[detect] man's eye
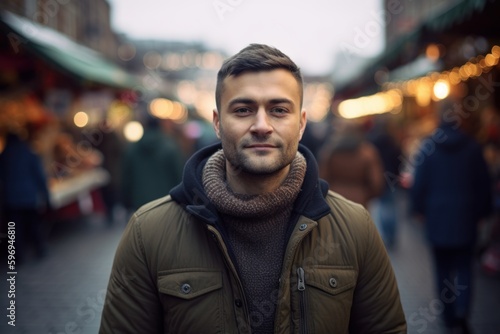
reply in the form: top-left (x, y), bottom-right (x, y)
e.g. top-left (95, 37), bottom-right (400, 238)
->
top-left (234, 108), bottom-right (251, 114)
top-left (271, 107), bottom-right (287, 114)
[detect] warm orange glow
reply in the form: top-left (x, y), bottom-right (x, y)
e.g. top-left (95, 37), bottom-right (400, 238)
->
top-left (433, 80), bottom-right (450, 100)
top-left (74, 111), bottom-right (89, 128)
top-left (415, 80), bottom-right (431, 107)
top-left (342, 45), bottom-right (500, 119)
top-left (485, 54), bottom-right (499, 67)
top-left (171, 101), bottom-right (188, 123)
top-left (338, 89), bottom-right (402, 119)
top-left (426, 44), bottom-right (440, 61)
top-left (492, 45), bottom-right (500, 58)
top-left (458, 65), bottom-right (469, 80)
top-left (406, 80), bottom-right (418, 97)
top-left (150, 98), bottom-right (174, 119)
top-left (448, 69), bottom-right (461, 85)
top-left (474, 63), bottom-right (483, 77)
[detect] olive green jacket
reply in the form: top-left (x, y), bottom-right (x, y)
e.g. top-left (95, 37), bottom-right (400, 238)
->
top-left (100, 143), bottom-right (406, 333)
top-left (99, 191), bottom-right (406, 333)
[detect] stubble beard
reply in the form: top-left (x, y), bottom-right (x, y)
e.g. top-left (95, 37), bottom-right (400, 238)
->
top-left (224, 140), bottom-right (297, 176)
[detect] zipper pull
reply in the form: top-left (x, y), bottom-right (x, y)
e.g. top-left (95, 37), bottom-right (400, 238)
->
top-left (297, 267), bottom-right (305, 291)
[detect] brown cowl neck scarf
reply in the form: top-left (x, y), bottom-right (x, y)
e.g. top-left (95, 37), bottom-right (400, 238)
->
top-left (202, 149), bottom-right (306, 333)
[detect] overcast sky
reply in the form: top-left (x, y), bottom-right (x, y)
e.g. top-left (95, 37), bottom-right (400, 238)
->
top-left (107, 0), bottom-right (385, 76)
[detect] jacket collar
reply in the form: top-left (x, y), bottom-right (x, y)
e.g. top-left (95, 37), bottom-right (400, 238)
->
top-left (170, 142), bottom-right (331, 224)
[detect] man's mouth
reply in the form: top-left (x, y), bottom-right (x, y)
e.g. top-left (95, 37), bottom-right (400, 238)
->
top-left (246, 143), bottom-right (276, 148)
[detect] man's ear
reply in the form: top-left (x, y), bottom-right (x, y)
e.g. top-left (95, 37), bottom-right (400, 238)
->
top-left (213, 109), bottom-right (221, 139)
top-left (299, 109), bottom-right (307, 139)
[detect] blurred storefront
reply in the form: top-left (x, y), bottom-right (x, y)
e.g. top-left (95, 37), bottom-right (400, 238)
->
top-left (332, 0), bottom-right (500, 164)
top-left (0, 9), bottom-right (139, 222)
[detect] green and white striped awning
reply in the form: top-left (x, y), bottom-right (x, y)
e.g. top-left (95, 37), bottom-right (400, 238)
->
top-left (0, 10), bottom-right (138, 90)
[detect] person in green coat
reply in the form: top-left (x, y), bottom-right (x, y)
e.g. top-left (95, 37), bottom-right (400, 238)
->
top-left (121, 114), bottom-right (184, 211)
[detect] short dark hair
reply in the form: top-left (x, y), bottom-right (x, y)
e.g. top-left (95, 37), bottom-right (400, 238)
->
top-left (215, 44), bottom-right (303, 111)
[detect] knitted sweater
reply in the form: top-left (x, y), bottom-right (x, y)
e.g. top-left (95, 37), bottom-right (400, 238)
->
top-left (203, 150), bottom-right (306, 333)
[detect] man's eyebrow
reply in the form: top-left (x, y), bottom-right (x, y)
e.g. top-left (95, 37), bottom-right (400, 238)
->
top-left (268, 98), bottom-right (294, 106)
top-left (228, 98), bottom-right (256, 107)
top-left (228, 98), bottom-right (295, 107)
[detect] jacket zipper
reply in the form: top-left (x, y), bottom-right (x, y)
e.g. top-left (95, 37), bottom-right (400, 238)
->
top-left (297, 267), bottom-right (308, 334)
top-left (207, 225), bottom-right (251, 331)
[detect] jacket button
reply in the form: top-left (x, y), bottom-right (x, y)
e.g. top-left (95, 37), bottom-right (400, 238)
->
top-left (329, 277), bottom-right (337, 288)
top-left (180, 283), bottom-right (192, 294)
top-left (299, 223), bottom-right (307, 231)
top-left (234, 299), bottom-right (243, 307)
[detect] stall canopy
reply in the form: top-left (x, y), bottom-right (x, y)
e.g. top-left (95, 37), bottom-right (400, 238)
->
top-left (0, 10), bottom-right (138, 90)
top-left (375, 0), bottom-right (494, 73)
top-left (335, 0), bottom-right (496, 99)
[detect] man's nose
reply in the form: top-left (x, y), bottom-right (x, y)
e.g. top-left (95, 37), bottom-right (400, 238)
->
top-left (250, 109), bottom-right (273, 135)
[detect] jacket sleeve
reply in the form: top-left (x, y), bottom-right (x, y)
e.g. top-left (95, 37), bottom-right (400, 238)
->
top-left (349, 210), bottom-right (407, 333)
top-left (99, 214), bottom-right (162, 333)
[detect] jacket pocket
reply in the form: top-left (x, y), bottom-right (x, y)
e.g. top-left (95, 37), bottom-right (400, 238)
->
top-left (306, 265), bottom-right (357, 295)
top-left (158, 269), bottom-right (224, 333)
top-left (299, 266), bottom-right (358, 334)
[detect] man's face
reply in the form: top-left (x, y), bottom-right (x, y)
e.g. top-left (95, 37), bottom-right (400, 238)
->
top-left (213, 69), bottom-right (307, 176)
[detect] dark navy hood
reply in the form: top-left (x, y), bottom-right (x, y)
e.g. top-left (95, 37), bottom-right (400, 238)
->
top-left (435, 122), bottom-right (473, 151)
top-left (169, 142), bottom-right (331, 224)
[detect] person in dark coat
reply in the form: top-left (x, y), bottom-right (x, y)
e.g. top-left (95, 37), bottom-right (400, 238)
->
top-left (410, 99), bottom-right (492, 333)
top-left (0, 131), bottom-right (51, 263)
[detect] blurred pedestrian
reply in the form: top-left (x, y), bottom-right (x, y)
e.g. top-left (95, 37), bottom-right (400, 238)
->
top-left (0, 129), bottom-right (51, 263)
top-left (121, 114), bottom-right (183, 211)
top-left (93, 120), bottom-right (125, 225)
top-left (319, 119), bottom-right (384, 208)
top-left (100, 43), bottom-right (406, 333)
top-left (410, 98), bottom-right (492, 334)
top-left (368, 116), bottom-right (403, 248)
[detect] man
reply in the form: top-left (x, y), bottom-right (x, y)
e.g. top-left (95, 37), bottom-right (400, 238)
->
top-left (100, 44), bottom-right (406, 333)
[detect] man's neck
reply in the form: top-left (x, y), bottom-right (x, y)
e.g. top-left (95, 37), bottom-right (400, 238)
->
top-left (225, 162), bottom-right (291, 195)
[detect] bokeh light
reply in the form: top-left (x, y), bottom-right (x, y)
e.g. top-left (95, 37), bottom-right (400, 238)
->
top-left (433, 80), bottom-right (450, 100)
top-left (425, 44), bottom-right (441, 62)
top-left (117, 43), bottom-right (136, 61)
top-left (74, 111), bottom-right (89, 128)
top-left (143, 51), bottom-right (162, 69)
top-left (150, 98), bottom-right (173, 119)
top-left (338, 89), bottom-right (402, 119)
top-left (123, 121), bottom-right (144, 142)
